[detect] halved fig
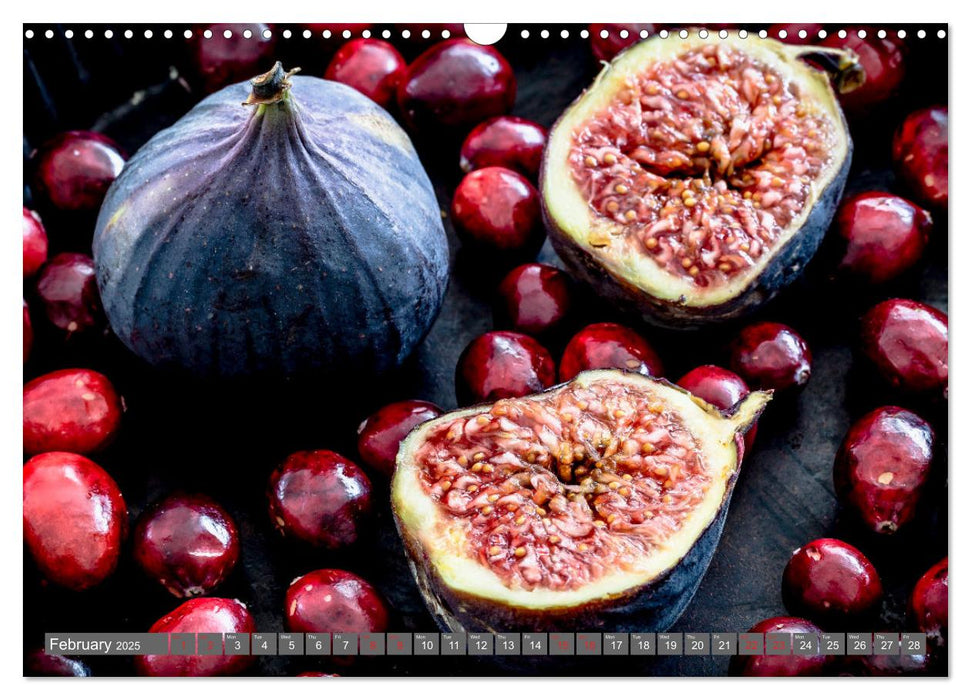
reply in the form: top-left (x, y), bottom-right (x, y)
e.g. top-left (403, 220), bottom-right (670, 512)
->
top-left (392, 370), bottom-right (770, 632)
top-left (541, 34), bottom-right (858, 326)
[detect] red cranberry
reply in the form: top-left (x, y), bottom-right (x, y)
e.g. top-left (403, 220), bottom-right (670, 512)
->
top-left (559, 322), bottom-right (664, 382)
top-left (325, 39), bottom-right (407, 110)
top-left (297, 671), bottom-right (340, 677)
top-left (893, 107), bottom-right (948, 208)
top-left (23, 368), bottom-right (124, 455)
top-left (268, 450), bottom-right (373, 549)
top-left (834, 406), bottom-right (934, 534)
top-left (909, 558), bottom-right (948, 648)
top-left (397, 39), bottom-right (516, 133)
top-left (133, 493), bottom-right (240, 598)
top-left (768, 23), bottom-right (824, 44)
top-left (495, 263), bottom-right (573, 337)
top-left (395, 24), bottom-right (465, 41)
top-left (135, 598), bottom-right (255, 676)
top-left (456, 331), bottom-right (556, 404)
top-left (730, 322), bottom-right (812, 392)
top-left (24, 649), bottom-right (92, 677)
top-left (782, 538), bottom-right (883, 623)
top-left (677, 365), bottom-right (757, 454)
top-left (23, 207), bottom-right (48, 278)
top-left (357, 400), bottom-right (443, 477)
top-left (187, 24), bottom-right (276, 94)
top-left (820, 31), bottom-right (905, 115)
top-left (588, 24), bottom-right (656, 62)
top-left (833, 192), bottom-right (932, 284)
top-left (729, 616), bottom-right (829, 676)
top-left (460, 116), bottom-right (548, 179)
top-left (35, 252), bottom-right (104, 339)
top-left (285, 569), bottom-right (389, 634)
top-left (860, 299), bottom-right (947, 395)
top-left (31, 131), bottom-right (125, 213)
top-left (23, 452), bottom-right (127, 591)
top-left (451, 166), bottom-right (544, 257)
top-left (23, 299), bottom-right (33, 363)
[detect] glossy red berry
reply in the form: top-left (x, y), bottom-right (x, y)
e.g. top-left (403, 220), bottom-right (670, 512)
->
top-left (833, 192), bottom-right (932, 284)
top-left (559, 322), bottom-right (664, 382)
top-left (133, 493), bottom-right (240, 598)
top-left (325, 39), bottom-right (407, 110)
top-left (451, 166), bottom-right (544, 257)
top-left (893, 106), bottom-right (948, 208)
top-left (35, 252), bottom-right (104, 339)
top-left (23, 452), bottom-right (127, 591)
top-left (730, 322), bottom-right (812, 392)
top-left (136, 598), bottom-right (256, 676)
top-left (834, 406), bottom-right (934, 534)
top-left (588, 24), bottom-right (655, 62)
top-left (284, 569), bottom-right (389, 634)
top-left (495, 263), bottom-right (573, 337)
top-left (397, 39), bottom-right (516, 133)
top-left (456, 331), bottom-right (556, 404)
top-left (23, 207), bottom-right (48, 278)
top-left (24, 649), bottom-right (92, 677)
top-left (730, 616), bottom-right (830, 676)
top-left (31, 131), bottom-right (125, 213)
top-left (186, 24), bottom-right (276, 94)
top-left (23, 369), bottom-right (124, 455)
top-left (460, 116), bottom-right (547, 178)
top-left (357, 400), bottom-right (443, 477)
top-left (23, 299), bottom-right (33, 363)
top-left (268, 450), bottom-right (373, 549)
top-left (782, 538), bottom-right (883, 623)
top-left (860, 299), bottom-right (947, 396)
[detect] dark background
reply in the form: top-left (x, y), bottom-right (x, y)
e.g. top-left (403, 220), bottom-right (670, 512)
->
top-left (23, 23), bottom-right (948, 676)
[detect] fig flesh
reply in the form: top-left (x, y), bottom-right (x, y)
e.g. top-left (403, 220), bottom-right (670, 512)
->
top-left (392, 370), bottom-right (769, 632)
top-left (542, 34), bottom-right (855, 326)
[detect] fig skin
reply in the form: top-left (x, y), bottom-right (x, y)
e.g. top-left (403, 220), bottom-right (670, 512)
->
top-left (729, 616), bottom-right (830, 676)
top-left (833, 191), bottom-right (932, 284)
top-left (35, 252), bottom-right (105, 340)
top-left (495, 263), bottom-right (573, 338)
top-left (451, 166), bottom-right (545, 257)
top-left (730, 322), bottom-right (812, 392)
top-left (893, 106), bottom-right (948, 208)
top-left (135, 598), bottom-right (256, 676)
top-left (132, 493), bottom-right (240, 598)
top-left (397, 39), bottom-right (516, 133)
top-left (357, 400), bottom-right (443, 478)
top-left (456, 331), bottom-right (556, 404)
top-left (909, 558), bottom-right (947, 649)
top-left (559, 322), bottom-right (664, 382)
top-left (677, 365), bottom-right (757, 455)
top-left (23, 368), bottom-right (124, 455)
top-left (860, 299), bottom-right (948, 396)
top-left (23, 207), bottom-right (48, 278)
top-left (31, 131), bottom-right (125, 213)
top-left (284, 569), bottom-right (389, 635)
top-left (267, 450), bottom-right (374, 549)
top-left (94, 71), bottom-right (449, 381)
top-left (325, 38), bottom-right (407, 110)
top-left (781, 538), bottom-right (883, 624)
top-left (460, 116), bottom-right (547, 179)
top-left (23, 452), bottom-right (127, 591)
top-left (834, 406), bottom-right (934, 535)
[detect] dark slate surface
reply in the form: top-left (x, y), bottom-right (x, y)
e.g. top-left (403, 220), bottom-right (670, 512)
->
top-left (23, 24), bottom-right (947, 677)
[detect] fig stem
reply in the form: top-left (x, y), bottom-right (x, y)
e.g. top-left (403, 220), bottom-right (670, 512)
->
top-left (787, 45), bottom-right (866, 95)
top-left (243, 62), bottom-right (302, 106)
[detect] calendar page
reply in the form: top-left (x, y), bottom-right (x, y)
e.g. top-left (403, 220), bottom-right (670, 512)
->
top-left (21, 20), bottom-right (948, 680)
